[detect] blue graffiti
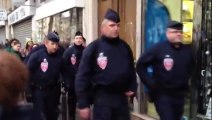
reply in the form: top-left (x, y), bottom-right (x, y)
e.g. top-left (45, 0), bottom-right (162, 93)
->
top-left (145, 0), bottom-right (170, 49)
top-left (144, 0), bottom-right (170, 93)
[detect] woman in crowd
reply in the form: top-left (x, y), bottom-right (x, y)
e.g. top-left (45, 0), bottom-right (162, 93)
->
top-left (24, 38), bottom-right (34, 56)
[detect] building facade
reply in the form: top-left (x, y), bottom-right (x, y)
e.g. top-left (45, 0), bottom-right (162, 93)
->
top-left (1, 0), bottom-right (143, 58)
top-left (7, 0), bottom-right (35, 46)
top-left (0, 0), bottom-right (12, 43)
top-left (33, 0), bottom-right (84, 46)
top-left (1, 0), bottom-right (210, 119)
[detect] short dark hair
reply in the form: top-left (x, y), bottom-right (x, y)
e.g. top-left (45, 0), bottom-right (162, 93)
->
top-left (9, 38), bottom-right (19, 47)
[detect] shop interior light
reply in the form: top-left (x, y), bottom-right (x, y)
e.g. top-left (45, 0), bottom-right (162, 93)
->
top-left (62, 11), bottom-right (70, 18)
top-left (183, 4), bottom-right (189, 10)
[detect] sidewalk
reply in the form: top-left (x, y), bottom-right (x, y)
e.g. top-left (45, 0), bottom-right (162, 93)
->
top-left (131, 112), bottom-right (158, 120)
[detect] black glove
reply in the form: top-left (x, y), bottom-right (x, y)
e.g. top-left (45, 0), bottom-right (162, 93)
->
top-left (25, 85), bottom-right (33, 103)
top-left (61, 83), bottom-right (70, 94)
top-left (25, 94), bottom-right (33, 103)
top-left (147, 83), bottom-right (158, 103)
top-left (147, 91), bottom-right (155, 103)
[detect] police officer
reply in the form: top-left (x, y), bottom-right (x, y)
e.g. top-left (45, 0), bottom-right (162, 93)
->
top-left (62, 31), bottom-right (85, 120)
top-left (24, 32), bottom-right (63, 64)
top-left (137, 21), bottom-right (194, 120)
top-left (27, 32), bottom-right (63, 120)
top-left (75, 9), bottom-right (137, 120)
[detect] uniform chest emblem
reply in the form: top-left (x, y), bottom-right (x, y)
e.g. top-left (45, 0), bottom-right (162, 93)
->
top-left (163, 55), bottom-right (174, 71)
top-left (40, 58), bottom-right (48, 72)
top-left (97, 52), bottom-right (108, 70)
top-left (70, 54), bottom-right (76, 65)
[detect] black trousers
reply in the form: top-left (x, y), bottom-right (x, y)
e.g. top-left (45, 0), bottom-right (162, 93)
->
top-left (67, 90), bottom-right (77, 120)
top-left (154, 94), bottom-right (185, 120)
top-left (32, 85), bottom-right (60, 120)
top-left (93, 91), bottom-right (130, 120)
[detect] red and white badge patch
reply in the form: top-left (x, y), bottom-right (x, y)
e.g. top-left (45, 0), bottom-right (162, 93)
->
top-left (40, 58), bottom-right (48, 72)
top-left (70, 54), bottom-right (76, 65)
top-left (97, 52), bottom-right (108, 70)
top-left (163, 55), bottom-right (174, 71)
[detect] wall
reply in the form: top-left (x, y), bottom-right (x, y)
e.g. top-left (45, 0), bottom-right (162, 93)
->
top-left (161, 0), bottom-right (182, 21)
top-left (82, 0), bottom-right (98, 44)
top-left (0, 0), bottom-right (12, 10)
top-left (0, 0), bottom-right (12, 41)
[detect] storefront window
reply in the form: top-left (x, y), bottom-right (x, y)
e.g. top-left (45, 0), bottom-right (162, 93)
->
top-left (40, 0), bottom-right (46, 3)
top-left (36, 17), bottom-right (50, 43)
top-left (36, 7), bottom-right (83, 45)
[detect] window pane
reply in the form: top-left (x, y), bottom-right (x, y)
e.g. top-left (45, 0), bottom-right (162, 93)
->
top-left (35, 7), bottom-right (83, 47)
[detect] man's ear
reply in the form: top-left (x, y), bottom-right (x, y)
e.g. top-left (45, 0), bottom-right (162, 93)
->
top-left (44, 40), bottom-right (48, 46)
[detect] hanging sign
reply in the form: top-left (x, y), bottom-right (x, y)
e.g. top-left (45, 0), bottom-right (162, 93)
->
top-left (12, 0), bottom-right (25, 6)
top-left (0, 9), bottom-right (7, 21)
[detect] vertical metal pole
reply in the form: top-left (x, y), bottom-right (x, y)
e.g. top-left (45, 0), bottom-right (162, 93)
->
top-left (138, 0), bottom-right (148, 114)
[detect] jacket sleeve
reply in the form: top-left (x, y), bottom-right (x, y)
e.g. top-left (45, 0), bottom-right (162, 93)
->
top-left (61, 48), bottom-right (75, 89)
top-left (26, 52), bottom-right (39, 94)
top-left (75, 43), bottom-right (96, 109)
top-left (126, 45), bottom-right (138, 93)
top-left (27, 52), bottom-right (39, 73)
top-left (136, 46), bottom-right (157, 90)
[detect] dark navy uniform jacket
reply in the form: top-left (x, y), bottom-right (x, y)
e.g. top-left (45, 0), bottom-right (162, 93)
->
top-left (62, 44), bottom-right (84, 90)
top-left (27, 47), bottom-right (63, 87)
top-left (24, 45), bottom-right (65, 64)
top-left (137, 41), bottom-right (194, 95)
top-left (24, 45), bottom-right (45, 64)
top-left (75, 36), bottom-right (137, 109)
top-left (0, 104), bottom-right (33, 120)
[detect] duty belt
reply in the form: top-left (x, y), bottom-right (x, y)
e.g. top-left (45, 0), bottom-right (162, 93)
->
top-left (31, 82), bottom-right (59, 90)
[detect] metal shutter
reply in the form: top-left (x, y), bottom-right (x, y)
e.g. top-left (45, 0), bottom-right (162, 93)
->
top-left (13, 19), bottom-right (32, 46)
top-left (0, 27), bottom-right (6, 43)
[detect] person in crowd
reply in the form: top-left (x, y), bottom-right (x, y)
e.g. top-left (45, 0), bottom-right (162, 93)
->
top-left (62, 31), bottom-right (85, 120)
top-left (60, 39), bottom-right (70, 49)
top-left (3, 39), bottom-right (10, 48)
top-left (75, 8), bottom-right (137, 120)
top-left (27, 32), bottom-right (63, 120)
top-left (0, 43), bottom-right (4, 49)
top-left (5, 38), bottom-right (19, 52)
top-left (7, 40), bottom-right (24, 60)
top-left (0, 50), bottom-right (32, 120)
top-left (24, 38), bottom-right (34, 56)
top-left (82, 37), bottom-right (86, 47)
top-left (32, 43), bottom-right (39, 49)
top-left (136, 20), bottom-right (194, 120)
top-left (24, 32), bottom-right (64, 64)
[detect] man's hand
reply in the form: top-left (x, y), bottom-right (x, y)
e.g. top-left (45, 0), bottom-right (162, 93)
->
top-left (125, 91), bottom-right (134, 97)
top-left (61, 86), bottom-right (67, 94)
top-left (79, 107), bottom-right (90, 120)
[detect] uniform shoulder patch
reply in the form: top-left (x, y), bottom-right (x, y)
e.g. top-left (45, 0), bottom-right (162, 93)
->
top-left (163, 55), bottom-right (174, 71)
top-left (97, 52), bottom-right (108, 70)
top-left (70, 54), bottom-right (76, 65)
top-left (40, 58), bottom-right (48, 72)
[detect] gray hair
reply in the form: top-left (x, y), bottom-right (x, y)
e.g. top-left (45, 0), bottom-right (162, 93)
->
top-left (101, 19), bottom-right (110, 26)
